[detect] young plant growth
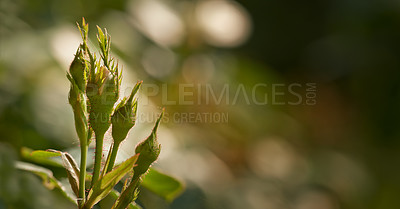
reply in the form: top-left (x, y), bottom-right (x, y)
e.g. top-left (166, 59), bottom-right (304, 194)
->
top-left (17, 19), bottom-right (183, 209)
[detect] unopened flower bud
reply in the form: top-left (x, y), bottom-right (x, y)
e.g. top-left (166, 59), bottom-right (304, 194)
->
top-left (67, 74), bottom-right (89, 145)
top-left (87, 66), bottom-right (119, 137)
top-left (133, 109), bottom-right (164, 179)
top-left (69, 46), bottom-right (87, 92)
top-left (111, 81), bottom-right (142, 144)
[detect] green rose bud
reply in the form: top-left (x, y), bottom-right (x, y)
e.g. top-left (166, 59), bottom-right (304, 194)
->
top-left (69, 45), bottom-right (87, 92)
top-left (87, 65), bottom-right (120, 137)
top-left (87, 27), bottom-right (122, 185)
top-left (133, 109), bottom-right (164, 179)
top-left (67, 74), bottom-right (89, 145)
top-left (111, 81), bottom-right (142, 144)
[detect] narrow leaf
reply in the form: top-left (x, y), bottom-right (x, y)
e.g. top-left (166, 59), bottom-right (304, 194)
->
top-left (97, 26), bottom-right (105, 43)
top-left (15, 161), bottom-right (77, 204)
top-left (112, 178), bottom-right (140, 209)
top-left (99, 190), bottom-right (142, 209)
top-left (31, 150), bottom-right (61, 158)
top-left (141, 168), bottom-right (184, 202)
top-left (60, 152), bottom-right (80, 197)
top-left (20, 148), bottom-right (81, 198)
top-left (64, 152), bottom-right (80, 178)
top-left (21, 147), bottom-right (63, 167)
top-left (85, 154), bottom-right (139, 208)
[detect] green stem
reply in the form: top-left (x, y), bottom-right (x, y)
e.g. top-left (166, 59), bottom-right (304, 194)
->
top-left (92, 134), bottom-right (104, 186)
top-left (97, 141), bottom-right (121, 207)
top-left (106, 141), bottom-right (121, 173)
top-left (78, 143), bottom-right (88, 208)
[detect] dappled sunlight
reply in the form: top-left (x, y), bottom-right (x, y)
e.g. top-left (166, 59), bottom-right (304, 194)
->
top-left (247, 137), bottom-right (309, 182)
top-left (1, 0), bottom-right (397, 208)
top-left (195, 0), bottom-right (252, 47)
top-left (129, 0), bottom-right (185, 47)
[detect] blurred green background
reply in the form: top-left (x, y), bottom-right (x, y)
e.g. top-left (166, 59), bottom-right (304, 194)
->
top-left (1, 0), bottom-right (400, 208)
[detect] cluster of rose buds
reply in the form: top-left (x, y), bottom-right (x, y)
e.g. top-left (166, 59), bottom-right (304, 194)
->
top-left (66, 18), bottom-right (164, 209)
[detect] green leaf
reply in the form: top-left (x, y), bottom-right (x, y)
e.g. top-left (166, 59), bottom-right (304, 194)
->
top-left (112, 178), bottom-right (140, 209)
top-left (141, 168), bottom-right (184, 202)
top-left (31, 150), bottom-right (62, 158)
top-left (63, 152), bottom-right (80, 177)
top-left (77, 17), bottom-right (89, 42)
top-left (97, 26), bottom-right (105, 44)
top-left (85, 154), bottom-right (139, 208)
top-left (15, 161), bottom-right (77, 205)
top-left (60, 152), bottom-right (80, 197)
top-left (21, 148), bottom-right (82, 198)
top-left (99, 190), bottom-right (142, 209)
top-left (21, 147), bottom-right (63, 167)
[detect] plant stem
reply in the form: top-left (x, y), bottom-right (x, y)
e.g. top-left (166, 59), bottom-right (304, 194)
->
top-left (106, 141), bottom-right (121, 173)
top-left (78, 143), bottom-right (88, 208)
top-left (97, 141), bottom-right (121, 207)
top-left (92, 134), bottom-right (104, 186)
